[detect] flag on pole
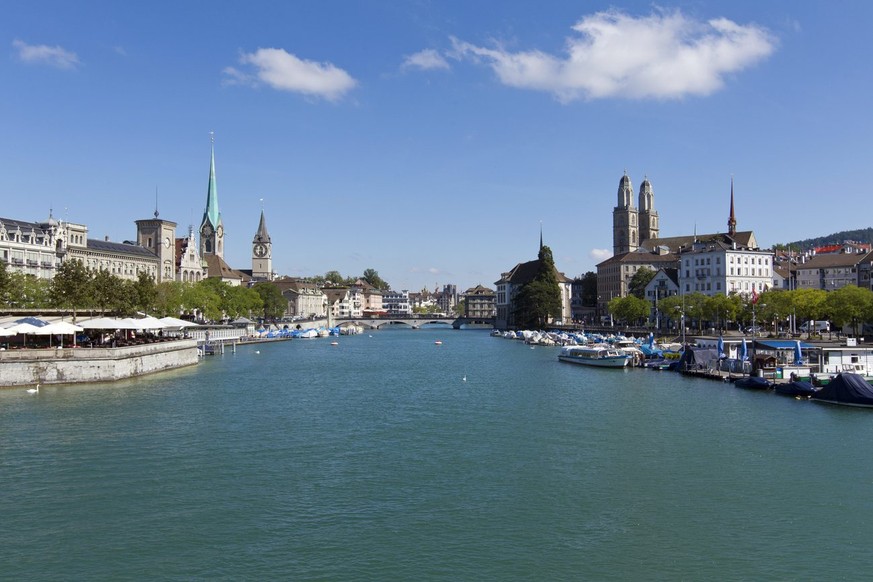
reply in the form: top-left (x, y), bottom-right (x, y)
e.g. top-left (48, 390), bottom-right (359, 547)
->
top-left (751, 287), bottom-right (759, 304)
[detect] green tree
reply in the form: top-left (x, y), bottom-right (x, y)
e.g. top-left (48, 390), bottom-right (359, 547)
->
top-left (704, 294), bottom-right (739, 331)
top-left (8, 272), bottom-right (51, 309)
top-left (453, 299), bottom-right (466, 316)
top-left (513, 245), bottom-right (563, 329)
top-left (91, 268), bottom-right (132, 315)
top-left (324, 270), bottom-right (345, 285)
top-left (224, 285), bottom-right (264, 320)
top-left (609, 295), bottom-right (650, 325)
top-left (155, 281), bottom-right (186, 317)
top-left (253, 282), bottom-right (287, 321)
top-left (628, 267), bottom-right (656, 299)
top-left (132, 271), bottom-right (158, 313)
top-left (0, 261), bottom-right (10, 306)
top-left (756, 289), bottom-right (793, 335)
top-left (51, 259), bottom-right (92, 316)
top-left (183, 281), bottom-right (222, 322)
top-left (793, 288), bottom-right (828, 335)
top-left (362, 268), bottom-right (389, 290)
top-left (656, 294), bottom-right (683, 329)
top-left (826, 285), bottom-right (873, 336)
top-left (683, 293), bottom-right (708, 331)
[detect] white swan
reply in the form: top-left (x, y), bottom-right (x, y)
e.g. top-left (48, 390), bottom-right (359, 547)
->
top-left (26, 384), bottom-right (39, 394)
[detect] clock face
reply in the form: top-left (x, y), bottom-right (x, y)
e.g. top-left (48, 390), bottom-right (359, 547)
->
top-left (217, 225), bottom-right (224, 237)
top-left (164, 237), bottom-right (171, 249)
top-left (254, 243), bottom-right (267, 258)
top-left (203, 224), bottom-right (213, 237)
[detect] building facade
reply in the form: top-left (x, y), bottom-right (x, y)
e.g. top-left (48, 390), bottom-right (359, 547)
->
top-left (461, 285), bottom-right (496, 318)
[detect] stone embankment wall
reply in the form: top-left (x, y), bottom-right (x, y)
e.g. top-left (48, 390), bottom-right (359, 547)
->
top-left (0, 340), bottom-right (200, 387)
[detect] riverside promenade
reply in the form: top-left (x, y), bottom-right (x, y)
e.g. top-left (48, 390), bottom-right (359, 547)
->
top-left (0, 339), bottom-right (200, 388)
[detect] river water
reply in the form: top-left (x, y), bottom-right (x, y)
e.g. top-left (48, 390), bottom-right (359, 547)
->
top-left (2, 328), bottom-right (873, 580)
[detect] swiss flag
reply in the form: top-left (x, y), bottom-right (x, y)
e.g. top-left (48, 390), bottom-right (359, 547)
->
top-left (751, 287), bottom-right (759, 304)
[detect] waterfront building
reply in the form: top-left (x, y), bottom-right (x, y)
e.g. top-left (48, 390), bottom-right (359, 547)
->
top-left (251, 209), bottom-right (273, 281)
top-left (135, 212), bottom-right (178, 283)
top-left (598, 175), bottom-right (764, 318)
top-left (494, 239), bottom-right (572, 329)
top-left (382, 289), bottom-right (412, 315)
top-left (175, 226), bottom-right (207, 283)
top-left (323, 287), bottom-right (358, 318)
top-left (274, 279), bottom-right (326, 318)
top-left (461, 285), bottom-right (496, 318)
top-left (643, 268), bottom-right (680, 328)
top-left (66, 223), bottom-right (159, 281)
top-left (351, 279), bottom-right (383, 314)
top-left (0, 214), bottom-right (66, 280)
top-left (795, 250), bottom-right (873, 291)
top-left (434, 284), bottom-right (458, 315)
top-left (678, 238), bottom-right (772, 296)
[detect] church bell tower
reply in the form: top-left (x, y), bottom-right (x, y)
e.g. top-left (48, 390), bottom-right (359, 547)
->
top-left (252, 208), bottom-right (273, 281)
top-left (612, 172), bottom-right (638, 255)
top-left (199, 133), bottom-right (225, 259)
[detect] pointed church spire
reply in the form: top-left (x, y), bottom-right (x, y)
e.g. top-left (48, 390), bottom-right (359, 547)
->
top-left (727, 176), bottom-right (737, 236)
top-left (202, 132), bottom-right (220, 231)
top-left (254, 207), bottom-right (271, 243)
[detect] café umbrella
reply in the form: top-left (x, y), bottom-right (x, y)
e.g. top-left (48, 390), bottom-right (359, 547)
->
top-left (34, 321), bottom-right (85, 347)
top-left (5, 322), bottom-right (43, 347)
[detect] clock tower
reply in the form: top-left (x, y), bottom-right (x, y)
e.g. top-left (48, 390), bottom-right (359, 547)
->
top-left (252, 209), bottom-right (273, 281)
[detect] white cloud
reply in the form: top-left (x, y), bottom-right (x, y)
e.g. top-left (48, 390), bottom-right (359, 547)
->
top-left (223, 47), bottom-right (357, 101)
top-left (451, 9), bottom-right (777, 102)
top-left (12, 39), bottom-right (80, 70)
top-left (589, 248), bottom-right (612, 263)
top-left (402, 49), bottom-right (450, 71)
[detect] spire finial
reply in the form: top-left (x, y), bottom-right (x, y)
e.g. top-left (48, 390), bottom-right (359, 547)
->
top-left (210, 130), bottom-right (215, 144)
top-left (727, 176), bottom-right (737, 236)
top-left (154, 186), bottom-right (159, 218)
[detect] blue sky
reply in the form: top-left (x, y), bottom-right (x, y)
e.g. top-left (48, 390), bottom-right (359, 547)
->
top-left (3, 1), bottom-right (871, 293)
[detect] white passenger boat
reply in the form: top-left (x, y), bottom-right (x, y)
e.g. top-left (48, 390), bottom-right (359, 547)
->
top-left (558, 345), bottom-right (632, 368)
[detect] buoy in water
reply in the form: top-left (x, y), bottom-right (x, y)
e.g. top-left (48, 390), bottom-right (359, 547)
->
top-left (434, 340), bottom-right (443, 345)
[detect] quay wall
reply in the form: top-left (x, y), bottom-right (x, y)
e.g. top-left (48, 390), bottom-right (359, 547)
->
top-left (0, 340), bottom-right (200, 387)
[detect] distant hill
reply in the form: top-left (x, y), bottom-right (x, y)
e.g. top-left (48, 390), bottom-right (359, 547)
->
top-left (777, 227), bottom-right (873, 251)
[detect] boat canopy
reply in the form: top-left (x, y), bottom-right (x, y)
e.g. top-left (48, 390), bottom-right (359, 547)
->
top-left (674, 347), bottom-right (720, 371)
top-left (812, 373), bottom-right (873, 407)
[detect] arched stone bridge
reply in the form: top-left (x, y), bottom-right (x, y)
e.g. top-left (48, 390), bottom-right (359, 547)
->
top-left (333, 316), bottom-right (495, 330)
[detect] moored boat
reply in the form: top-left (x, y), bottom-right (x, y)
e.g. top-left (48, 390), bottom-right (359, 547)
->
top-left (775, 380), bottom-right (818, 398)
top-left (733, 376), bottom-right (773, 390)
top-left (811, 373), bottom-right (873, 408)
top-left (558, 345), bottom-right (631, 368)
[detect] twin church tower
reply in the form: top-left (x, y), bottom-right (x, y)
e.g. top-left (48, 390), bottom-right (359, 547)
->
top-left (612, 172), bottom-right (659, 255)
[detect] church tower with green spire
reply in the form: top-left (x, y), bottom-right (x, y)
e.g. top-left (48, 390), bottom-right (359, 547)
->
top-left (199, 133), bottom-right (225, 259)
top-left (252, 207), bottom-right (273, 281)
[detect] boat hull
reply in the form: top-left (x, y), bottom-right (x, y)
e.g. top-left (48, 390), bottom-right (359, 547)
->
top-left (558, 354), bottom-right (631, 368)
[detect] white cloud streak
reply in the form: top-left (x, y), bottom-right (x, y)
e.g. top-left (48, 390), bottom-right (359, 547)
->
top-left (12, 39), bottom-right (80, 70)
top-left (450, 9), bottom-right (777, 102)
top-left (589, 248), bottom-right (612, 263)
top-left (223, 47), bottom-right (356, 101)
top-left (402, 49), bottom-right (450, 71)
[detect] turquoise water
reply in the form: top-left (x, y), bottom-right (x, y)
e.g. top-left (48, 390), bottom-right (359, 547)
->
top-left (3, 328), bottom-right (873, 580)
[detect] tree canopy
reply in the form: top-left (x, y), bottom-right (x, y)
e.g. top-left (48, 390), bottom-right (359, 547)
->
top-left (628, 267), bottom-right (656, 299)
top-left (512, 245), bottom-right (563, 329)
